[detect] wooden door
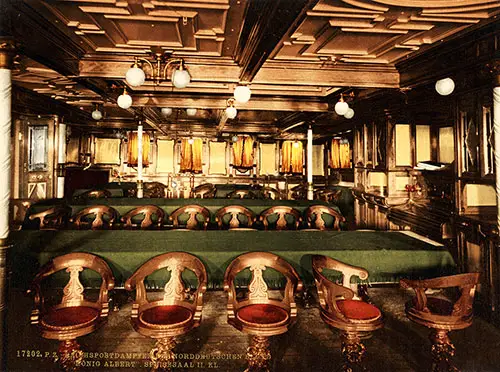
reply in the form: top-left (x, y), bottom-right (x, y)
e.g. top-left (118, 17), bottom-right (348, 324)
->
top-left (13, 115), bottom-right (58, 200)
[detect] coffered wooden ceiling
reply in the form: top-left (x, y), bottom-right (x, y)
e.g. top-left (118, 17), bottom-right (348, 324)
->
top-left (10, 0), bottom-right (500, 135)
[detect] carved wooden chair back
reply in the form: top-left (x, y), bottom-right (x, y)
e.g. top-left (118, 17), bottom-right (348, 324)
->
top-left (192, 183), bottom-right (217, 198)
top-left (125, 252), bottom-right (207, 326)
top-left (400, 273), bottom-right (480, 325)
top-left (260, 206), bottom-right (302, 230)
top-left (70, 205), bottom-right (119, 229)
top-left (224, 252), bottom-right (303, 315)
top-left (10, 199), bottom-right (32, 229)
top-left (260, 187), bottom-right (281, 200)
top-left (312, 255), bottom-right (372, 317)
top-left (121, 205), bottom-right (166, 229)
top-left (77, 189), bottom-right (112, 200)
top-left (226, 189), bottom-right (256, 199)
top-left (290, 184), bottom-right (307, 200)
top-left (29, 252), bottom-right (115, 326)
top-left (29, 205), bottom-right (72, 230)
top-left (305, 205), bottom-right (345, 230)
top-left (215, 205), bottom-right (256, 229)
top-left (143, 182), bottom-right (167, 198)
top-left (168, 205), bottom-right (210, 230)
top-left (315, 189), bottom-right (342, 203)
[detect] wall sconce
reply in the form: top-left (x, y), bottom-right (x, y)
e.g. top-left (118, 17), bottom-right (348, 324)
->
top-left (233, 85), bottom-right (251, 103)
top-left (435, 77), bottom-right (455, 96)
top-left (117, 88), bottom-right (132, 109)
top-left (91, 104), bottom-right (103, 120)
top-left (225, 98), bottom-right (237, 119)
top-left (125, 48), bottom-right (191, 88)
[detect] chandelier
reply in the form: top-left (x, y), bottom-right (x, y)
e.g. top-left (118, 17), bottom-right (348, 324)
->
top-left (125, 48), bottom-right (191, 88)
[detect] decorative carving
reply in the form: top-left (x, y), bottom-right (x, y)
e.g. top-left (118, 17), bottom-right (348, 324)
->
top-left (56, 340), bottom-right (84, 372)
top-left (62, 266), bottom-right (84, 306)
top-left (341, 333), bottom-right (367, 372)
top-left (150, 337), bottom-right (177, 372)
top-left (429, 330), bottom-right (459, 372)
top-left (0, 39), bottom-right (16, 69)
top-left (246, 336), bottom-right (271, 372)
top-left (163, 263), bottom-right (186, 302)
top-left (249, 265), bottom-right (268, 301)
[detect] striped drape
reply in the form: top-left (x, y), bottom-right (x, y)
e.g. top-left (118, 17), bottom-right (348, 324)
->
top-left (180, 138), bottom-right (203, 173)
top-left (232, 136), bottom-right (254, 168)
top-left (281, 141), bottom-right (303, 173)
top-left (127, 132), bottom-right (150, 167)
top-left (330, 138), bottom-right (351, 169)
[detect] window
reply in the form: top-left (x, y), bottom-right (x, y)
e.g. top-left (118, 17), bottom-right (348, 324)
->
top-left (28, 126), bottom-right (48, 171)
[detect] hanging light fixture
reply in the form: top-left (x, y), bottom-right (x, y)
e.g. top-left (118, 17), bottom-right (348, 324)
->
top-left (117, 88), bottom-right (132, 109)
top-left (188, 137), bottom-right (194, 145)
top-left (125, 47), bottom-right (191, 88)
top-left (233, 85), bottom-right (251, 104)
top-left (344, 108), bottom-right (355, 119)
top-left (293, 140), bottom-right (300, 148)
top-left (161, 107), bottom-right (173, 116)
top-left (435, 77), bottom-right (455, 96)
top-left (186, 108), bottom-right (197, 116)
top-left (91, 104), bottom-right (103, 120)
top-left (225, 98), bottom-right (237, 119)
top-left (334, 94), bottom-right (349, 116)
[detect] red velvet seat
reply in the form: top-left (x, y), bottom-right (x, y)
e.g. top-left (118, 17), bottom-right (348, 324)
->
top-left (237, 304), bottom-right (289, 325)
top-left (337, 299), bottom-right (381, 321)
top-left (140, 305), bottom-right (193, 327)
top-left (41, 307), bottom-right (99, 328)
top-left (312, 255), bottom-right (384, 371)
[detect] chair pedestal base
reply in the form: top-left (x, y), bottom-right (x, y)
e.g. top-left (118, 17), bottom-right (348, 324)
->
top-left (340, 333), bottom-right (367, 372)
top-left (245, 335), bottom-right (271, 372)
top-left (150, 337), bottom-right (177, 371)
top-left (56, 339), bottom-right (84, 372)
top-left (429, 330), bottom-right (459, 372)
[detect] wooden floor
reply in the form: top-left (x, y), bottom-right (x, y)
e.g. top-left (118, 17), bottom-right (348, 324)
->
top-left (6, 287), bottom-right (500, 372)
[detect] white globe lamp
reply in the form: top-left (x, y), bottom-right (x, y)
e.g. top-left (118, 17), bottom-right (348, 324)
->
top-left (335, 100), bottom-right (349, 116)
top-left (225, 105), bottom-right (237, 119)
top-left (125, 63), bottom-right (146, 87)
top-left (234, 85), bottom-right (251, 103)
top-left (161, 107), bottom-right (173, 116)
top-left (117, 90), bottom-right (132, 109)
top-left (344, 108), bottom-right (355, 119)
top-left (186, 108), bottom-right (197, 116)
top-left (91, 109), bottom-right (103, 120)
top-left (435, 78), bottom-right (455, 96)
top-left (172, 67), bottom-right (191, 88)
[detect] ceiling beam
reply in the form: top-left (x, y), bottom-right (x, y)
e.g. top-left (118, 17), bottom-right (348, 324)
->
top-left (12, 2), bottom-right (85, 76)
top-left (234, 0), bottom-right (318, 82)
top-left (79, 59), bottom-right (399, 88)
top-left (129, 94), bottom-right (329, 112)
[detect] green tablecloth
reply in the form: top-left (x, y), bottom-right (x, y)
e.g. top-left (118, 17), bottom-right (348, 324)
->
top-left (10, 230), bottom-right (456, 289)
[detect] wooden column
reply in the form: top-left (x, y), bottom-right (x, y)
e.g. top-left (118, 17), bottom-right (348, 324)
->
top-left (493, 68), bottom-right (500, 230)
top-left (0, 37), bottom-right (15, 370)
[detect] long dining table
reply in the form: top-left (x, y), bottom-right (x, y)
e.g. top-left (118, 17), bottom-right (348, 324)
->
top-left (10, 229), bottom-right (456, 289)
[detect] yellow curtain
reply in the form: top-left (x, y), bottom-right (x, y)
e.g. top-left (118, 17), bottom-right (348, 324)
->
top-left (233, 136), bottom-right (254, 168)
top-left (340, 140), bottom-right (350, 168)
top-left (180, 138), bottom-right (203, 173)
top-left (281, 141), bottom-right (303, 173)
top-left (330, 139), bottom-right (341, 168)
top-left (192, 138), bottom-right (203, 172)
top-left (127, 132), bottom-right (150, 167)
